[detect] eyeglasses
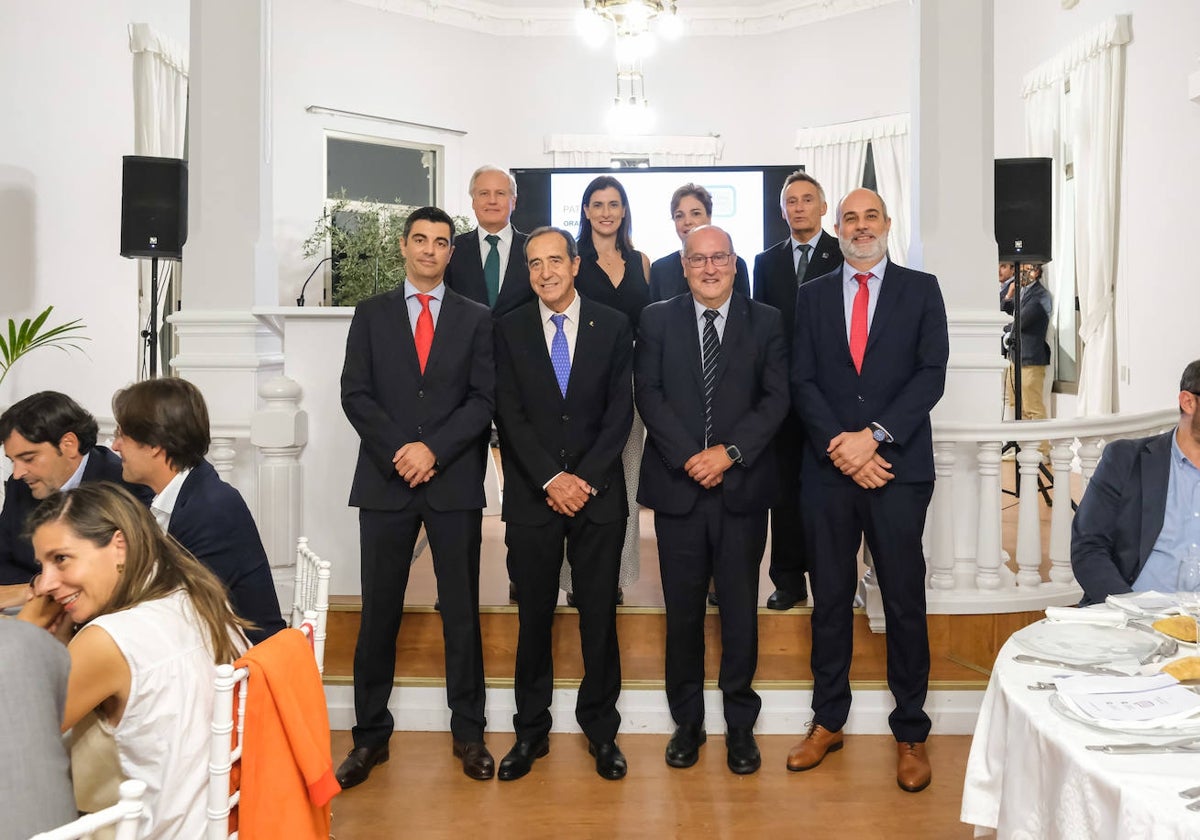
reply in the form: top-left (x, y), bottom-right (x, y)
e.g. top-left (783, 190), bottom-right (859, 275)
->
top-left (685, 252), bottom-right (733, 268)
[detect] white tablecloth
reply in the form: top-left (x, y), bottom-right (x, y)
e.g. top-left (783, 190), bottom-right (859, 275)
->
top-left (961, 636), bottom-right (1200, 839)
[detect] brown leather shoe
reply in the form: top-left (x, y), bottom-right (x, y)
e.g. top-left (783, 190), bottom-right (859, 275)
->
top-left (453, 739), bottom-right (495, 781)
top-left (896, 741), bottom-right (931, 792)
top-left (786, 723), bottom-right (843, 771)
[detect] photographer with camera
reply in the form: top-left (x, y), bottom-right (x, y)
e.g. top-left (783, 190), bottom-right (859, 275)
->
top-left (1000, 262), bottom-right (1052, 425)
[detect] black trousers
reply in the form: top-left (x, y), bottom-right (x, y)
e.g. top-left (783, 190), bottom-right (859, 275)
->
top-left (505, 514), bottom-right (623, 745)
top-left (352, 500), bottom-right (486, 748)
top-left (768, 417), bottom-right (808, 594)
top-left (655, 489), bottom-right (767, 731)
top-left (803, 477), bottom-right (934, 743)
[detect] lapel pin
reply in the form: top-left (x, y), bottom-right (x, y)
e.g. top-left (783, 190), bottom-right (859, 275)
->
top-left (589, 320), bottom-right (594, 327)
top-left (820, 252), bottom-right (829, 259)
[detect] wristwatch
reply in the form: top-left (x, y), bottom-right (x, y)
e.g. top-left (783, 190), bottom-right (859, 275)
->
top-left (869, 422), bottom-right (893, 444)
top-left (724, 444), bottom-right (743, 464)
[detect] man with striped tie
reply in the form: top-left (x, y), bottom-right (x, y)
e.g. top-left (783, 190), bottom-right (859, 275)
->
top-left (493, 226), bottom-right (634, 782)
top-left (635, 225), bottom-right (789, 775)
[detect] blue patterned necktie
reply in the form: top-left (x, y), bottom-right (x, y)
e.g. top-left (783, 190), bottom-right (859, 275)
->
top-left (484, 234), bottom-right (501, 307)
top-left (550, 313), bottom-right (570, 397)
top-left (701, 309), bottom-right (720, 446)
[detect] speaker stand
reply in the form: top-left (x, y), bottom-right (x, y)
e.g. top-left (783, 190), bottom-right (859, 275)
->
top-left (147, 256), bottom-right (160, 378)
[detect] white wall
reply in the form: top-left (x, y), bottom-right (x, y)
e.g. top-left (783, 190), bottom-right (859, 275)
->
top-left (994, 0), bottom-right (1200, 413)
top-left (0, 0), bottom-right (188, 411)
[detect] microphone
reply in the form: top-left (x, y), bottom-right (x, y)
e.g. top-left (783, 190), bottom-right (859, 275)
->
top-left (297, 256), bottom-right (333, 307)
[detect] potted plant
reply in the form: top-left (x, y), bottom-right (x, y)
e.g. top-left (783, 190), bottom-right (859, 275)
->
top-left (302, 195), bottom-right (474, 307)
top-left (0, 306), bottom-right (89, 390)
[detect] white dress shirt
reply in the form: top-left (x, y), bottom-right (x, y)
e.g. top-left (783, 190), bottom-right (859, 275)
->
top-left (404, 279), bottom-right (445, 333)
top-left (477, 224), bottom-right (514, 290)
top-left (150, 467), bottom-right (191, 530)
top-left (538, 291), bottom-right (581, 360)
top-left (692, 294), bottom-right (732, 348)
top-left (841, 256), bottom-right (887, 341)
top-left (791, 230), bottom-right (825, 274)
top-left (60, 452), bottom-right (90, 492)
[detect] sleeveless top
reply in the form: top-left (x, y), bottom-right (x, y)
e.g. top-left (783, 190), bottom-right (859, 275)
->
top-left (90, 590), bottom-right (245, 839)
top-left (574, 246), bottom-right (651, 337)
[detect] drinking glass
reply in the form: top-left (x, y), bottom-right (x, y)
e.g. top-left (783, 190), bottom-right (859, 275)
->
top-left (1176, 545), bottom-right (1200, 643)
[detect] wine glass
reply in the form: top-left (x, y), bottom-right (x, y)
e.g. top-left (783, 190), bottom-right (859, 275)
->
top-left (1176, 545), bottom-right (1200, 643)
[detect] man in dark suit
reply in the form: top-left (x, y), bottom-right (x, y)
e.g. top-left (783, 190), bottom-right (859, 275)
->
top-left (788, 188), bottom-right (948, 793)
top-left (1072, 360), bottom-right (1200, 604)
top-left (493, 226), bottom-right (633, 782)
top-left (339, 206), bottom-right (496, 787)
top-left (649, 183), bottom-right (750, 302)
top-left (753, 170), bottom-right (844, 611)
top-left (0, 392), bottom-right (152, 607)
top-left (446, 165), bottom-right (533, 320)
top-left (110, 377), bottom-right (286, 644)
top-left (637, 225), bottom-right (789, 775)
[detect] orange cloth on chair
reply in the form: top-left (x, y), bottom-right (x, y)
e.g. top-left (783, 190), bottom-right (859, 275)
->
top-left (234, 627), bottom-right (340, 839)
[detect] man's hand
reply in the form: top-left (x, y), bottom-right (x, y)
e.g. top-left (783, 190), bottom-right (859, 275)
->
top-left (16, 592), bottom-right (67, 639)
top-left (828, 429), bottom-right (878, 476)
top-left (545, 473), bottom-right (591, 517)
top-left (1004, 281), bottom-right (1015, 301)
top-left (851, 453), bottom-right (895, 489)
top-left (393, 443), bottom-right (437, 488)
top-left (0, 582), bottom-right (33, 610)
top-left (684, 445), bottom-right (735, 489)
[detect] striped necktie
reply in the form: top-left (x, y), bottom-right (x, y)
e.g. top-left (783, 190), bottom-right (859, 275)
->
top-left (701, 309), bottom-right (720, 447)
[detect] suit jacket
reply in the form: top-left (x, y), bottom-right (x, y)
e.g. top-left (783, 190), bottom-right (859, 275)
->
top-left (167, 460), bottom-right (286, 643)
top-left (648, 251), bottom-right (750, 303)
top-left (494, 296), bottom-right (633, 526)
top-left (753, 231), bottom-right (843, 342)
top-left (1000, 278), bottom-right (1052, 365)
top-left (0, 445), bottom-right (153, 584)
top-left (1071, 431), bottom-right (1172, 606)
top-left (446, 227), bottom-right (533, 319)
top-left (341, 285), bottom-right (495, 513)
top-left (635, 293), bottom-right (789, 516)
top-left (791, 261), bottom-right (949, 485)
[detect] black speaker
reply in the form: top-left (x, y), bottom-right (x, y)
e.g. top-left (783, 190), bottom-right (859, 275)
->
top-left (995, 157), bottom-right (1051, 263)
top-left (121, 155), bottom-right (188, 260)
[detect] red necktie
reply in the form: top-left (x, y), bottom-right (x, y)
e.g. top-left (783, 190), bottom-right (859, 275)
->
top-left (414, 293), bottom-right (434, 373)
top-left (850, 273), bottom-right (870, 373)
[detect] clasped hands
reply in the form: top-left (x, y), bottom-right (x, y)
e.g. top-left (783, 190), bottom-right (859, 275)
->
top-left (17, 579), bottom-right (73, 643)
top-left (685, 445), bottom-right (734, 489)
top-left (393, 442), bottom-right (437, 488)
top-left (545, 473), bottom-right (593, 517)
top-left (828, 429), bottom-right (894, 490)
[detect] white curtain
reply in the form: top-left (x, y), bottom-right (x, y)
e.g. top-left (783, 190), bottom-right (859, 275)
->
top-left (1022, 15), bottom-right (1130, 416)
top-left (129, 23), bottom-right (188, 377)
top-left (544, 134), bottom-right (722, 168)
top-left (796, 113), bottom-right (910, 263)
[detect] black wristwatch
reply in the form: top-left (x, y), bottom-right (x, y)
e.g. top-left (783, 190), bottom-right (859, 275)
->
top-left (724, 444), bottom-right (743, 464)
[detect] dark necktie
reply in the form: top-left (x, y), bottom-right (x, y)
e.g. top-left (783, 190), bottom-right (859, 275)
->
top-left (550, 313), bottom-right (570, 397)
top-left (414, 293), bottom-right (434, 373)
top-left (795, 243), bottom-right (811, 284)
top-left (484, 234), bottom-right (501, 307)
top-left (850, 273), bottom-right (870, 373)
top-left (701, 309), bottom-right (720, 447)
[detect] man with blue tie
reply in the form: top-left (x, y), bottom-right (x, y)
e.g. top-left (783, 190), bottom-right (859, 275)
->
top-left (788, 188), bottom-right (948, 793)
top-left (493, 226), bottom-right (634, 782)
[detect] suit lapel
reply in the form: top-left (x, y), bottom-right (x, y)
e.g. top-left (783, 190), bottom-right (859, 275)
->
top-left (567, 299), bottom-right (603, 402)
top-left (387, 290), bottom-right (422, 379)
top-left (496, 231), bottom-right (528, 310)
top-left (423, 289), bottom-right (460, 378)
top-left (1140, 433), bottom-right (1172, 562)
top-left (713, 295), bottom-right (746, 391)
top-left (674, 294), bottom-right (704, 394)
top-left (520, 304), bottom-right (564, 402)
top-left (863, 261), bottom-right (903, 359)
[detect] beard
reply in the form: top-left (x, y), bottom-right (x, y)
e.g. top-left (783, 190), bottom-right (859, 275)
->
top-left (838, 230), bottom-right (888, 263)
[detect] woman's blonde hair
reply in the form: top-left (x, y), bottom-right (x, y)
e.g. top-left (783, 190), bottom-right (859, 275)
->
top-left (26, 482), bottom-right (250, 663)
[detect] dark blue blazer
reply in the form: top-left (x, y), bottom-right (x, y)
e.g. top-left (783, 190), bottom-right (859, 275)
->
top-left (445, 228), bottom-right (533, 320)
top-left (791, 261), bottom-right (949, 485)
top-left (635, 292), bottom-right (789, 515)
top-left (494, 295), bottom-right (633, 526)
top-left (1071, 431), bottom-right (1172, 606)
top-left (167, 460), bottom-right (285, 644)
top-left (341, 285), bottom-right (495, 513)
top-left (648, 251), bottom-right (750, 303)
top-left (0, 446), bottom-right (152, 584)
top-left (753, 231), bottom-right (844, 342)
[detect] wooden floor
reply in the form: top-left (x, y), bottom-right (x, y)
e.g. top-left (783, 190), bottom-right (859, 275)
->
top-left (328, 730), bottom-right (975, 839)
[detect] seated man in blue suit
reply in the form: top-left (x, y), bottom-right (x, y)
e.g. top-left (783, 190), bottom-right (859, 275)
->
top-left (0, 392), bottom-right (153, 607)
top-left (1072, 359), bottom-right (1200, 604)
top-left (111, 377), bottom-right (286, 643)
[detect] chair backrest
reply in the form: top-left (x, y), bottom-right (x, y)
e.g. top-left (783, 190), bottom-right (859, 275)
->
top-left (30, 779), bottom-right (148, 840)
top-left (291, 536), bottom-right (331, 674)
top-left (207, 663), bottom-right (249, 840)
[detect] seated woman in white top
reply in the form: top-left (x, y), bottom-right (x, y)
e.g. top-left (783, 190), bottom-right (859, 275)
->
top-left (17, 482), bottom-right (249, 839)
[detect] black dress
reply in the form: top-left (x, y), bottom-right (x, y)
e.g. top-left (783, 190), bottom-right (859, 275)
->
top-left (574, 246), bottom-right (651, 337)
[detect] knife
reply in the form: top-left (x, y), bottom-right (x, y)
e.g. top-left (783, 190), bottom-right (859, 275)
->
top-left (1012, 654), bottom-right (1129, 676)
top-left (1085, 738), bottom-right (1200, 754)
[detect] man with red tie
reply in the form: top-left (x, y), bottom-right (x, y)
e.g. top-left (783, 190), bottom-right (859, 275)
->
top-left (338, 206), bottom-right (496, 788)
top-left (787, 189), bottom-right (948, 793)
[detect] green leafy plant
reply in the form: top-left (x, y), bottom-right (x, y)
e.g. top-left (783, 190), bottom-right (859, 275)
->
top-left (302, 194), bottom-right (474, 306)
top-left (0, 306), bottom-right (89, 389)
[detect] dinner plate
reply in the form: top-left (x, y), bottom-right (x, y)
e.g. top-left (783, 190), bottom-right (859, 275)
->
top-left (1049, 693), bottom-right (1200, 736)
top-left (1012, 620), bottom-right (1162, 665)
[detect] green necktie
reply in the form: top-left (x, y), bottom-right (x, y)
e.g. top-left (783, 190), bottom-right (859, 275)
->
top-left (484, 234), bottom-right (501, 307)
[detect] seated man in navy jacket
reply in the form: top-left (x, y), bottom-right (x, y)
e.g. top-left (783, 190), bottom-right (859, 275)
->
top-left (0, 392), bottom-right (153, 607)
top-left (111, 377), bottom-right (286, 643)
top-left (1072, 359), bottom-right (1200, 604)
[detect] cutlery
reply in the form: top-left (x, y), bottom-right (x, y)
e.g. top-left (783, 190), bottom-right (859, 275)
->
top-left (1178, 783), bottom-right (1200, 799)
top-left (1128, 621), bottom-right (1180, 661)
top-left (1026, 681), bottom-right (1057, 691)
top-left (1085, 737), bottom-right (1200, 754)
top-left (1188, 800), bottom-right (1200, 812)
top-left (1013, 654), bottom-right (1129, 676)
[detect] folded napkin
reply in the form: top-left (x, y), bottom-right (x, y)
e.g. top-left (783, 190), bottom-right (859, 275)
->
top-left (1045, 605), bottom-right (1127, 626)
top-left (1107, 590), bottom-right (1183, 617)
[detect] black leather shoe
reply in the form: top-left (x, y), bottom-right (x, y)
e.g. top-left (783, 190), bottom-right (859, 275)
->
top-left (452, 739), bottom-right (495, 781)
top-left (726, 728), bottom-right (761, 775)
top-left (665, 724), bottom-right (706, 768)
top-left (766, 587), bottom-right (806, 610)
top-left (588, 740), bottom-right (628, 780)
top-left (335, 743), bottom-right (389, 789)
top-left (497, 737), bottom-right (549, 781)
